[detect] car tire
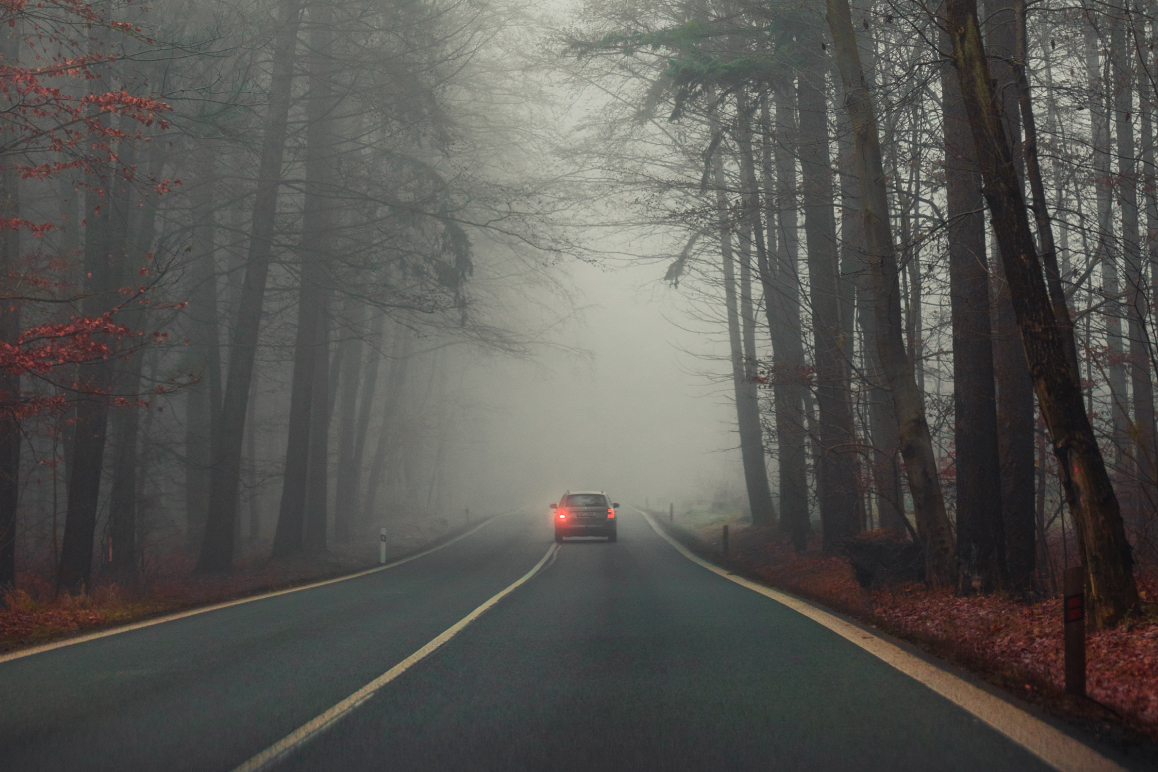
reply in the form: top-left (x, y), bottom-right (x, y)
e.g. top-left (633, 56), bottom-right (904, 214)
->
top-left (607, 532), bottom-right (617, 543)
top-left (555, 532), bottom-right (564, 543)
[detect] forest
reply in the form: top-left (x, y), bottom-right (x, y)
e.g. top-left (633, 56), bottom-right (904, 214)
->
top-left (0, 0), bottom-right (1154, 692)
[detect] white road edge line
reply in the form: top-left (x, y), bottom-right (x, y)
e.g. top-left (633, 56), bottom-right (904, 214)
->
top-left (232, 541), bottom-right (560, 772)
top-left (638, 508), bottom-right (1124, 772)
top-left (0, 512), bottom-right (516, 665)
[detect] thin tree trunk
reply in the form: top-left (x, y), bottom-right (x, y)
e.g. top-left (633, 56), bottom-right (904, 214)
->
top-left (361, 330), bottom-right (412, 525)
top-left (767, 79), bottom-right (811, 549)
top-left (797, 56), bottom-right (861, 551)
top-left (333, 302), bottom-right (364, 542)
top-left (184, 140), bottom-right (222, 550)
top-left (198, 0), bottom-right (305, 572)
top-left (708, 91), bottom-right (776, 532)
top-left (944, 0), bottom-right (1140, 626)
top-left (57, 110), bottom-right (126, 593)
top-left (1138, 15), bottom-right (1158, 522)
top-left (736, 92), bottom-right (778, 528)
top-left (346, 309), bottom-right (385, 533)
top-left (273, 1), bottom-right (336, 559)
top-left (246, 377), bottom-right (261, 542)
top-left (1087, 18), bottom-right (1130, 475)
top-left (108, 142), bottom-right (163, 578)
top-left (827, 0), bottom-right (957, 585)
top-left (303, 300), bottom-right (331, 554)
top-left (1113, 0), bottom-right (1155, 531)
top-left (942, 22), bottom-right (1006, 592)
top-left (985, 0), bottom-right (1028, 593)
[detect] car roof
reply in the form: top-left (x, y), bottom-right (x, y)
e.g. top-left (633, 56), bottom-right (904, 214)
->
top-left (565, 490), bottom-right (606, 495)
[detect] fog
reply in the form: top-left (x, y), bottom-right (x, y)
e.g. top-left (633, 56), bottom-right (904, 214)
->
top-left (454, 256), bottom-right (742, 515)
top-left (5, 0), bottom-right (1151, 601)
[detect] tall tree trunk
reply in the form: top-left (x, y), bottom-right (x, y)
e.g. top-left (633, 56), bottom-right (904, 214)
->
top-left (108, 142), bottom-right (163, 578)
top-left (984, 0), bottom-right (1028, 593)
top-left (1087, 18), bottom-right (1130, 475)
top-left (57, 138), bottom-right (125, 593)
top-left (302, 303), bottom-right (331, 553)
top-left (347, 309), bottom-right (385, 533)
top-left (361, 330), bottom-right (412, 525)
top-left (834, 63), bottom-right (868, 532)
top-left (1113, 0), bottom-right (1155, 531)
top-left (944, 0), bottom-right (1140, 626)
top-left (827, 0), bottom-right (957, 585)
top-left (736, 93), bottom-right (778, 528)
top-left (273, 1), bottom-right (335, 559)
top-left (333, 302), bottom-right (365, 542)
top-left (942, 23), bottom-right (1006, 592)
top-left (707, 91), bottom-right (776, 531)
top-left (797, 56), bottom-right (861, 551)
top-left (246, 377), bottom-right (261, 542)
top-left (767, 79), bottom-right (811, 550)
top-left (198, 0), bottom-right (305, 572)
top-left (1138, 16), bottom-right (1158, 521)
top-left (185, 140), bottom-right (222, 550)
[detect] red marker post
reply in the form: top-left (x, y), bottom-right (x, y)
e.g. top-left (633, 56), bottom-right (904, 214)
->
top-left (1063, 566), bottom-right (1086, 695)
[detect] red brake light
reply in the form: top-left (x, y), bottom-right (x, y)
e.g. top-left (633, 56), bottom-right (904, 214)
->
top-left (608, 508), bottom-right (615, 519)
top-left (557, 509), bottom-right (567, 520)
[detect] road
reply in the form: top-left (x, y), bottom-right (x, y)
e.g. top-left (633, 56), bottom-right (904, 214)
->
top-left (0, 508), bottom-right (1135, 771)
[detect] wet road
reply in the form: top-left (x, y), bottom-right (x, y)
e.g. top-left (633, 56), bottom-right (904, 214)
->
top-left (0, 508), bottom-right (1131, 771)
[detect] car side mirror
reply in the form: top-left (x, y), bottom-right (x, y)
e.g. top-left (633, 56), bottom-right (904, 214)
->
top-left (612, 503), bottom-right (620, 509)
top-left (550, 503), bottom-right (558, 509)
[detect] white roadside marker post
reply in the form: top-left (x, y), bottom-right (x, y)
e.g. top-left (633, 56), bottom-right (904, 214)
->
top-left (379, 527), bottom-right (387, 565)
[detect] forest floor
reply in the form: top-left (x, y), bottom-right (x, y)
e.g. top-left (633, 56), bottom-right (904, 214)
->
top-left (0, 514), bottom-right (481, 655)
top-left (654, 507), bottom-right (1158, 748)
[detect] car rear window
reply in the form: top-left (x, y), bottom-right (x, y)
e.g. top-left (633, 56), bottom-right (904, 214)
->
top-left (563, 494), bottom-right (608, 508)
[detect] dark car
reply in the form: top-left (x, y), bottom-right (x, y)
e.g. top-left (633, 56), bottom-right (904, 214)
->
top-left (551, 491), bottom-right (618, 543)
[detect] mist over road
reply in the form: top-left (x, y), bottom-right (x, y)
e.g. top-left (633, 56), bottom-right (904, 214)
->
top-left (0, 509), bottom-right (1118, 771)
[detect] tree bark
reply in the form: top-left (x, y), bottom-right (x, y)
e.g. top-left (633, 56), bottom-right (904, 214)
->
top-left (1112, 0), bottom-right (1155, 531)
top-left (983, 0), bottom-right (1029, 593)
top-left (1086, 17), bottom-right (1129, 476)
top-left (1138, 15), bottom-right (1158, 523)
top-left (361, 329), bottom-right (412, 525)
top-left (184, 140), bottom-right (222, 550)
top-left (797, 54), bottom-right (861, 551)
top-left (736, 93), bottom-right (779, 528)
top-left (708, 91), bottom-right (776, 531)
top-left (108, 141), bottom-right (163, 578)
top-left (767, 79), bottom-right (811, 550)
top-left (942, 22), bottom-right (1006, 592)
top-left (198, 0), bottom-right (305, 571)
top-left (333, 302), bottom-right (365, 542)
top-left (57, 122), bottom-right (125, 593)
top-left (273, 0), bottom-right (336, 559)
top-left (346, 309), bottom-right (385, 533)
top-left (944, 0), bottom-right (1140, 626)
top-left (827, 0), bottom-right (957, 585)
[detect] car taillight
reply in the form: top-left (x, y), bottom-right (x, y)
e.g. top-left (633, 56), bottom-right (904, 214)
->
top-left (607, 508), bottom-right (615, 519)
top-left (557, 509), bottom-right (567, 520)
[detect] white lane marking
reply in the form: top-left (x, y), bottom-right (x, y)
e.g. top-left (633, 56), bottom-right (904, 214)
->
top-left (638, 508), bottom-right (1123, 772)
top-left (0, 512), bottom-right (516, 665)
top-left (232, 541), bottom-right (560, 772)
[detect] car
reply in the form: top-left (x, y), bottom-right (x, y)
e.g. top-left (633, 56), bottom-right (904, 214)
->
top-left (551, 491), bottom-right (618, 543)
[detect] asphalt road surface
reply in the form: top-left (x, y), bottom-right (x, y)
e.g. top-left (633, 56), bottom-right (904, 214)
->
top-left (0, 508), bottom-right (1135, 771)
